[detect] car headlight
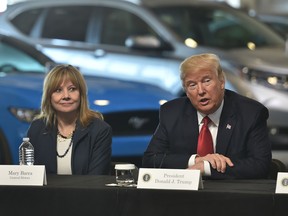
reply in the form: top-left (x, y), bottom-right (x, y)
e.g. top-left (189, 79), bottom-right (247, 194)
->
top-left (242, 67), bottom-right (288, 91)
top-left (9, 107), bottom-right (40, 123)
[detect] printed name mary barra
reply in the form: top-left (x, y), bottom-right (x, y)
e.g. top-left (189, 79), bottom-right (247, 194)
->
top-left (163, 173), bottom-right (185, 178)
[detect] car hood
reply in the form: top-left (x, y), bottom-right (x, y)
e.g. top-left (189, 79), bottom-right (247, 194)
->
top-left (0, 72), bottom-right (175, 112)
top-left (227, 47), bottom-right (288, 74)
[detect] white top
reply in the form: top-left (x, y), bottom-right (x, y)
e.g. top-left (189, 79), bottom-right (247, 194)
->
top-left (57, 137), bottom-right (72, 175)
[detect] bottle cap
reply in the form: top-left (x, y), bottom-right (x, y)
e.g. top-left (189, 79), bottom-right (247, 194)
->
top-left (23, 137), bottom-right (30, 142)
top-left (115, 164), bottom-right (135, 170)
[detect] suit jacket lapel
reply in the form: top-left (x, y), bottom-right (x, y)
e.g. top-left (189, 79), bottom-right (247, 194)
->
top-left (216, 93), bottom-right (237, 155)
top-left (183, 99), bottom-right (199, 153)
top-left (43, 125), bottom-right (58, 173)
top-left (72, 121), bottom-right (89, 150)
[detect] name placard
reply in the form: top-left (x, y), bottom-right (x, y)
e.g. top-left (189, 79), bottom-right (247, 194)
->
top-left (275, 172), bottom-right (288, 194)
top-left (137, 168), bottom-right (203, 190)
top-left (0, 165), bottom-right (47, 186)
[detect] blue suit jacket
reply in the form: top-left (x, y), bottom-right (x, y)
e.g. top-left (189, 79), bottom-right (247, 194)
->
top-left (27, 118), bottom-right (112, 175)
top-left (142, 90), bottom-right (272, 179)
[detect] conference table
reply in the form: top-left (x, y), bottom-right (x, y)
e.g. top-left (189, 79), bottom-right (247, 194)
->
top-left (0, 175), bottom-right (287, 216)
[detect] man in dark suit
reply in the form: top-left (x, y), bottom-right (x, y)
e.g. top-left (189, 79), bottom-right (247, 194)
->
top-left (142, 53), bottom-right (271, 179)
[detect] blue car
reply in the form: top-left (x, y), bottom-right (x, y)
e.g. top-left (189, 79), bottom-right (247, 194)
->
top-left (0, 33), bottom-right (175, 166)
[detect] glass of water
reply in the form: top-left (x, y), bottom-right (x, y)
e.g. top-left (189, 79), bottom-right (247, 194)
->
top-left (115, 164), bottom-right (136, 186)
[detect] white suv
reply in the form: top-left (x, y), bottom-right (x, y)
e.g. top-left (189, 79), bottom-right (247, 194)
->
top-left (0, 0), bottom-right (250, 96)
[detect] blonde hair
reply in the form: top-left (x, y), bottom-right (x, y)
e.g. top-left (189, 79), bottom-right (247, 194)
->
top-left (180, 53), bottom-right (225, 88)
top-left (36, 64), bottom-right (103, 127)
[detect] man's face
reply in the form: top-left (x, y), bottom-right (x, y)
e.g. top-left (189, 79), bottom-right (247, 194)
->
top-left (184, 67), bottom-right (225, 115)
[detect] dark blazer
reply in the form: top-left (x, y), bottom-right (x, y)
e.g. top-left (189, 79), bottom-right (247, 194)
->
top-left (142, 90), bottom-right (272, 179)
top-left (27, 118), bottom-right (112, 175)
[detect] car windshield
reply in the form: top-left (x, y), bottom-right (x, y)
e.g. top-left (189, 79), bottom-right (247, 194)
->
top-left (150, 5), bottom-right (285, 49)
top-left (262, 20), bottom-right (288, 39)
top-left (0, 42), bottom-right (46, 73)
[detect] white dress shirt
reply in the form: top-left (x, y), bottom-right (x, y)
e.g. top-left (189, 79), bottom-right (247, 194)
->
top-left (188, 100), bottom-right (224, 176)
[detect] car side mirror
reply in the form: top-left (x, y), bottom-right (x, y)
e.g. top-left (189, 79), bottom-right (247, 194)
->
top-left (125, 35), bottom-right (172, 51)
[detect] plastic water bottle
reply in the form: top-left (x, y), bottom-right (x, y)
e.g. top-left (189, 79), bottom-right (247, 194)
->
top-left (19, 137), bottom-right (34, 165)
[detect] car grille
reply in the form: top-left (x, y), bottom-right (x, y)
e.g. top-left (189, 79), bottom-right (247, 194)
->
top-left (103, 110), bottom-right (159, 136)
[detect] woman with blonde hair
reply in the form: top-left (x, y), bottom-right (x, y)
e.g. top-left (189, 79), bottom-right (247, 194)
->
top-left (27, 64), bottom-right (112, 175)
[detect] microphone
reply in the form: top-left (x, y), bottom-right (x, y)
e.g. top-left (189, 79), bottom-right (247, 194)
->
top-left (159, 153), bottom-right (166, 168)
top-left (153, 152), bottom-right (167, 168)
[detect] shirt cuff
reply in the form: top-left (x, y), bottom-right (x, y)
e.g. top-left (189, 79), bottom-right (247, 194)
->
top-left (188, 154), bottom-right (198, 167)
top-left (188, 155), bottom-right (211, 176)
top-left (203, 160), bottom-right (211, 176)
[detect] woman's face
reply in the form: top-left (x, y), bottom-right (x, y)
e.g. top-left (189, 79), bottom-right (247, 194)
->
top-left (51, 78), bottom-right (80, 115)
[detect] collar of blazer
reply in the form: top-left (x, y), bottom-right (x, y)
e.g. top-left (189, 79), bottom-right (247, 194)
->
top-left (216, 91), bottom-right (237, 154)
top-left (43, 119), bottom-right (90, 145)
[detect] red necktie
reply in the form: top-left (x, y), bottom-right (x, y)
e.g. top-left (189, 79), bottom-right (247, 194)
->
top-left (197, 116), bottom-right (213, 157)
